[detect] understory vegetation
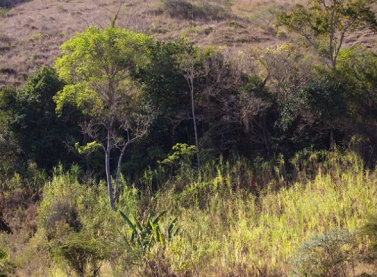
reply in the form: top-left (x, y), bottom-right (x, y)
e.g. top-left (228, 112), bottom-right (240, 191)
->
top-left (2, 150), bottom-right (377, 276)
top-left (1, 0), bottom-right (377, 276)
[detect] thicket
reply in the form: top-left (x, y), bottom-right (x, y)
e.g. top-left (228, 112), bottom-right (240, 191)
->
top-left (1, 0), bottom-right (377, 275)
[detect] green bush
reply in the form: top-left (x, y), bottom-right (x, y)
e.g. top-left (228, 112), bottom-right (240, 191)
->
top-left (192, 2), bottom-right (228, 21)
top-left (0, 249), bottom-right (16, 277)
top-left (37, 166), bottom-right (137, 275)
top-left (361, 215), bottom-right (377, 268)
top-left (162, 0), bottom-right (193, 19)
top-left (291, 229), bottom-right (358, 276)
top-left (50, 233), bottom-right (110, 277)
top-left (162, 0), bottom-right (229, 21)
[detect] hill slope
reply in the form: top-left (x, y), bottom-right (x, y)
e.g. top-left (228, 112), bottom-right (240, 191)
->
top-left (0, 0), bottom-right (376, 88)
top-left (0, 0), bottom-right (297, 87)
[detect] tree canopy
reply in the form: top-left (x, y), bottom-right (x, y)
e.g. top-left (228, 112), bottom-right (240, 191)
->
top-left (54, 26), bottom-right (154, 210)
top-left (277, 0), bottom-right (377, 69)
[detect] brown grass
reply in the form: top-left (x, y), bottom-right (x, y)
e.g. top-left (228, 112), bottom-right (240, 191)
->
top-left (0, 0), bottom-right (293, 88)
top-left (0, 0), bottom-right (376, 88)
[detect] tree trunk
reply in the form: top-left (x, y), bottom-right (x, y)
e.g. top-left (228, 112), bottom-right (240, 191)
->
top-left (114, 144), bottom-right (127, 203)
top-left (190, 80), bottom-right (200, 169)
top-left (105, 127), bottom-right (115, 210)
top-left (105, 150), bottom-right (115, 210)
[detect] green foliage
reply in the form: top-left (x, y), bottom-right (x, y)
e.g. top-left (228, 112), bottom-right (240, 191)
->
top-left (337, 47), bottom-right (377, 125)
top-left (75, 141), bottom-right (101, 155)
top-left (277, 0), bottom-right (377, 68)
top-left (279, 76), bottom-right (346, 130)
top-left (0, 87), bottom-right (21, 178)
top-left (274, 76), bottom-right (347, 155)
top-left (249, 3), bottom-right (284, 31)
top-left (0, 66), bottom-right (82, 172)
top-left (162, 0), bottom-right (193, 19)
top-left (129, 39), bottom-right (195, 175)
top-left (37, 165), bottom-right (135, 275)
top-left (54, 26), bottom-right (155, 210)
top-left (291, 229), bottom-right (358, 276)
top-left (0, 249), bottom-right (15, 277)
top-left (162, 0), bottom-right (229, 20)
top-left (51, 233), bottom-right (110, 277)
top-left (54, 26), bottom-right (153, 118)
top-left (120, 210), bottom-right (179, 252)
top-left (0, 8), bottom-right (8, 17)
top-left (160, 143), bottom-right (197, 168)
top-left (362, 215), bottom-right (377, 253)
top-left (0, 250), bottom-right (5, 260)
top-left (134, 39), bottom-right (192, 115)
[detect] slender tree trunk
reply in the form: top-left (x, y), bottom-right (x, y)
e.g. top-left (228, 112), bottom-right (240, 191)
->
top-left (105, 126), bottom-right (115, 210)
top-left (114, 143), bottom-right (127, 203)
top-left (105, 150), bottom-right (115, 210)
top-left (191, 89), bottom-right (200, 168)
top-left (188, 75), bottom-right (200, 169)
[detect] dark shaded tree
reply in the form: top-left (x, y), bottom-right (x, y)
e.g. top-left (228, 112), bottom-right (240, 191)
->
top-left (0, 66), bottom-right (82, 172)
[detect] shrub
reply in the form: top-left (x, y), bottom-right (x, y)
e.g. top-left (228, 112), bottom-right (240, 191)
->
top-left (192, 2), bottom-right (228, 21)
top-left (0, 0), bottom-right (30, 9)
top-left (290, 229), bottom-right (358, 277)
top-left (49, 233), bottom-right (110, 277)
top-left (162, 0), bottom-right (193, 19)
top-left (0, 249), bottom-right (16, 277)
top-left (361, 215), bottom-right (377, 268)
top-left (37, 166), bottom-right (132, 275)
top-left (162, 0), bottom-right (229, 21)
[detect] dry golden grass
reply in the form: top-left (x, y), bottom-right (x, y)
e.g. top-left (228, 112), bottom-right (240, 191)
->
top-left (0, 0), bottom-right (294, 88)
top-left (0, 0), bottom-right (376, 87)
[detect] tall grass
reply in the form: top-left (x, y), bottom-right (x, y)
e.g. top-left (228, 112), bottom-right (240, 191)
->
top-left (3, 149), bottom-right (377, 276)
top-left (131, 149), bottom-right (377, 276)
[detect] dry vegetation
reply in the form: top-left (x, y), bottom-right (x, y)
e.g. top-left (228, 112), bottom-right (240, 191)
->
top-left (0, 0), bottom-right (293, 88)
top-left (1, 0), bottom-right (375, 87)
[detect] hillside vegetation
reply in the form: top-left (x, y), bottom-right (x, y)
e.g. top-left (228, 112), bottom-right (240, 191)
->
top-left (1, 0), bottom-right (377, 276)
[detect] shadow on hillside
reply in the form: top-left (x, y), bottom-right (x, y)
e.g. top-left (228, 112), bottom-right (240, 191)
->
top-left (0, 0), bottom-right (30, 8)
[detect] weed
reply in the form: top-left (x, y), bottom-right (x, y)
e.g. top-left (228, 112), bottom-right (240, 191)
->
top-left (56, 4), bottom-right (66, 12)
top-left (120, 210), bottom-right (179, 252)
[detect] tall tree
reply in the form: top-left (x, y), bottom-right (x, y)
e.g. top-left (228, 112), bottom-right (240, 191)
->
top-left (277, 0), bottom-right (377, 69)
top-left (54, 26), bottom-right (154, 210)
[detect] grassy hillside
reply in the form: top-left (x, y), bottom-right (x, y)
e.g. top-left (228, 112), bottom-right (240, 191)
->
top-left (1, 0), bottom-right (376, 88)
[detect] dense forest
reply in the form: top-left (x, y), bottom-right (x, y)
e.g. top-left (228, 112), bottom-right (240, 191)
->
top-left (2, 0), bottom-right (377, 276)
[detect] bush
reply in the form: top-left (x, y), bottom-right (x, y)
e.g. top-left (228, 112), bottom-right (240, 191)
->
top-left (37, 166), bottom-right (135, 275)
top-left (290, 229), bottom-right (358, 276)
top-left (0, 0), bottom-right (30, 8)
top-left (50, 233), bottom-right (110, 277)
top-left (192, 2), bottom-right (228, 21)
top-left (0, 249), bottom-right (16, 277)
top-left (162, 0), bottom-right (193, 19)
top-left (162, 0), bottom-right (229, 21)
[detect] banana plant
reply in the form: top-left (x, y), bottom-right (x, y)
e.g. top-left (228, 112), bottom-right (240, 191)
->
top-left (120, 210), bottom-right (180, 252)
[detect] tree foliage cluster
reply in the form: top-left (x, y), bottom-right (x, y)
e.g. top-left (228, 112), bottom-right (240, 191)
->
top-left (2, 0), bottom-right (377, 198)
